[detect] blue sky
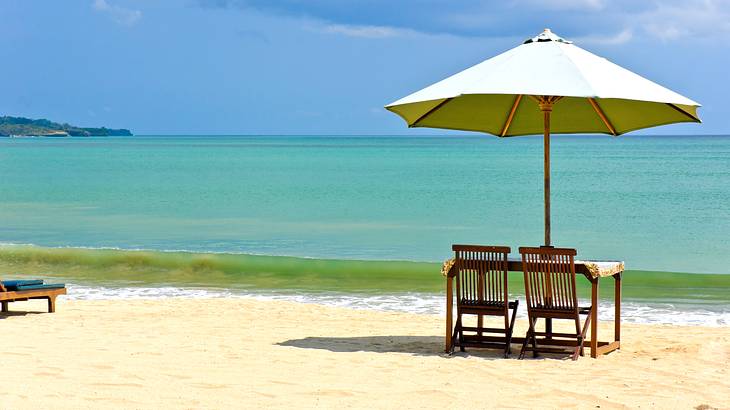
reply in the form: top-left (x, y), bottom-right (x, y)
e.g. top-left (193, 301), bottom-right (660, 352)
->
top-left (0, 0), bottom-right (727, 134)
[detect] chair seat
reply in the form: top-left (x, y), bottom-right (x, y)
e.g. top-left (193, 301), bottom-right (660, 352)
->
top-left (458, 300), bottom-right (518, 314)
top-left (459, 299), bottom-right (517, 308)
top-left (528, 305), bottom-right (592, 318)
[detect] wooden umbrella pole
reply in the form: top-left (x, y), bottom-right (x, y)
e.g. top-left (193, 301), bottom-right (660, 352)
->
top-left (539, 96), bottom-right (556, 340)
top-left (539, 98), bottom-right (553, 247)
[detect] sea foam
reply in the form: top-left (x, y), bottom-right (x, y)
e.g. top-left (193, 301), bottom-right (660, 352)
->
top-left (64, 284), bottom-right (730, 327)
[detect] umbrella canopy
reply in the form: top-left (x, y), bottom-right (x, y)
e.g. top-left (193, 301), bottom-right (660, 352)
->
top-left (385, 29), bottom-right (701, 245)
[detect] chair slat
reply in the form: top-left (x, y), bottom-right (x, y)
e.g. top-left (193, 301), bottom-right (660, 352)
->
top-left (521, 249), bottom-right (580, 311)
top-left (454, 246), bottom-right (512, 305)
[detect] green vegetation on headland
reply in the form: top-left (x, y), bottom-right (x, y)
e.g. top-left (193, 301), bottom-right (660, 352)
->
top-left (0, 116), bottom-right (132, 137)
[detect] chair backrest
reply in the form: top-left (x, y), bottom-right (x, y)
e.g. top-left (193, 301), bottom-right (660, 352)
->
top-left (452, 245), bottom-right (511, 306)
top-left (519, 246), bottom-right (578, 312)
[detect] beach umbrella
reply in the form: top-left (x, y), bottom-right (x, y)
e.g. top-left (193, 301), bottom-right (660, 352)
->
top-left (385, 29), bottom-right (700, 246)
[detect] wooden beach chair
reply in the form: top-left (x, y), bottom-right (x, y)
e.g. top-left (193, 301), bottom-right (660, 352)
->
top-left (0, 280), bottom-right (66, 313)
top-left (518, 247), bottom-right (592, 360)
top-left (450, 245), bottom-right (519, 357)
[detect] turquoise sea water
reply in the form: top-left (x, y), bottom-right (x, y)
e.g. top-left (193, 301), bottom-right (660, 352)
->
top-left (0, 135), bottom-right (728, 324)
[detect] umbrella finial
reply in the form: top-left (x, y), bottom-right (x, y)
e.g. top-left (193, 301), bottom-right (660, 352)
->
top-left (524, 29), bottom-right (572, 45)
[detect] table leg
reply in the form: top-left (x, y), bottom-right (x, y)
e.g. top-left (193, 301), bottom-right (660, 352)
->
top-left (614, 272), bottom-right (622, 346)
top-left (590, 277), bottom-right (599, 358)
top-left (445, 275), bottom-right (453, 353)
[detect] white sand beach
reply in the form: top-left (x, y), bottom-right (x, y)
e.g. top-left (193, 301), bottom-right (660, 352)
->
top-left (1, 298), bottom-right (728, 409)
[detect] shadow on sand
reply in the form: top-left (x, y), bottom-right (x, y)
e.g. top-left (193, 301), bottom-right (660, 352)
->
top-left (277, 335), bottom-right (521, 360)
top-left (0, 311), bottom-right (44, 320)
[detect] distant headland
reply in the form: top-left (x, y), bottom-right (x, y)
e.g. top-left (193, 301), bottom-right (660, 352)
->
top-left (0, 116), bottom-right (132, 137)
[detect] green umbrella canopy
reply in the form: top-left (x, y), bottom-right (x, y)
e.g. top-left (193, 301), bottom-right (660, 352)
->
top-left (385, 29), bottom-right (701, 246)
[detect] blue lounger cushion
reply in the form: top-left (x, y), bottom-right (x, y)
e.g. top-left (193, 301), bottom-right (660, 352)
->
top-left (14, 283), bottom-right (65, 291)
top-left (2, 280), bottom-right (44, 290)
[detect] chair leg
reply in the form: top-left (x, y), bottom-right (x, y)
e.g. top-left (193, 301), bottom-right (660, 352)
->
top-left (575, 316), bottom-right (583, 357)
top-left (530, 318), bottom-right (539, 357)
top-left (519, 316), bottom-right (537, 360)
top-left (572, 311), bottom-right (592, 361)
top-left (519, 331), bottom-right (529, 360)
top-left (449, 316), bottom-right (459, 354)
top-left (503, 314), bottom-right (510, 358)
top-left (458, 315), bottom-right (466, 352)
top-left (1, 301), bottom-right (8, 313)
top-left (574, 311), bottom-right (592, 360)
top-left (572, 333), bottom-right (581, 360)
top-left (504, 300), bottom-right (519, 357)
top-left (451, 315), bottom-right (465, 354)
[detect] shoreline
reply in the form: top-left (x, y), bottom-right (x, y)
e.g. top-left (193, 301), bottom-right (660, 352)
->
top-left (60, 283), bottom-right (730, 327)
top-left (2, 297), bottom-right (728, 409)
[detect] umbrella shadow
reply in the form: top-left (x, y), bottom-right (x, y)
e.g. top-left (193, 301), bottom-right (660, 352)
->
top-left (277, 335), bottom-right (512, 360)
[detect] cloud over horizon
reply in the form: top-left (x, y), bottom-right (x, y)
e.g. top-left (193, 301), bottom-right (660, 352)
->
top-left (197, 0), bottom-right (730, 44)
top-left (93, 0), bottom-right (142, 26)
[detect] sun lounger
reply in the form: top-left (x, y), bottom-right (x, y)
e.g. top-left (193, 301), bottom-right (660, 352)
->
top-left (2, 279), bottom-right (45, 290)
top-left (0, 279), bottom-right (66, 313)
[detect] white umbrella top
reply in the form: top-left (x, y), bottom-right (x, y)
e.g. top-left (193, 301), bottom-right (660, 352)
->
top-left (388, 29), bottom-right (699, 107)
top-left (386, 29), bottom-right (700, 138)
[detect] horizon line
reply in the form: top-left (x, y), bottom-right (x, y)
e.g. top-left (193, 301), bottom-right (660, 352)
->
top-left (125, 133), bottom-right (730, 137)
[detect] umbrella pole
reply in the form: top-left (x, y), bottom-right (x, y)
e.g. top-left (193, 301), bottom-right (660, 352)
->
top-left (540, 99), bottom-right (553, 247)
top-left (540, 97), bottom-right (555, 341)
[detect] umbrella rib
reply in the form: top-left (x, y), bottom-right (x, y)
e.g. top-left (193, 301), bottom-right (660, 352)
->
top-left (667, 103), bottom-right (701, 122)
top-left (409, 98), bottom-right (453, 127)
top-left (588, 98), bottom-right (617, 136)
top-left (500, 95), bottom-right (523, 136)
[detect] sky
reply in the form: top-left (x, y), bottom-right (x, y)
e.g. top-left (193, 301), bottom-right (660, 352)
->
top-left (0, 0), bottom-right (727, 135)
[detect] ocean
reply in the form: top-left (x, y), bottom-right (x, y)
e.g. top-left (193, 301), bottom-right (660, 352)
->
top-left (1, 135), bottom-right (728, 325)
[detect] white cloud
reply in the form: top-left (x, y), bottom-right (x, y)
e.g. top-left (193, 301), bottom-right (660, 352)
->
top-left (512, 0), bottom-right (605, 11)
top-left (551, 0), bottom-right (730, 45)
top-left (643, 24), bottom-right (686, 41)
top-left (636, 0), bottom-right (730, 41)
top-left (93, 0), bottom-right (142, 26)
top-left (199, 0), bottom-right (730, 45)
top-left (321, 24), bottom-right (414, 39)
top-left (574, 28), bottom-right (633, 45)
